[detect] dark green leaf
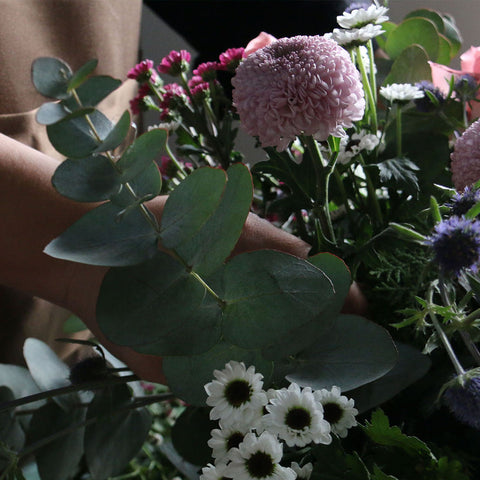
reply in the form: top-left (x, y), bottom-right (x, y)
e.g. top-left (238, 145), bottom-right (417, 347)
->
top-left (35, 102), bottom-right (69, 125)
top-left (68, 59), bottom-right (98, 91)
top-left (47, 109), bottom-right (113, 158)
top-left (64, 75), bottom-right (122, 109)
top-left (27, 402), bottom-right (85, 480)
top-left (117, 129), bottom-right (168, 182)
top-left (221, 250), bottom-right (336, 349)
top-left (44, 202), bottom-right (158, 266)
top-left (62, 315), bottom-right (87, 334)
top-left (376, 157), bottom-right (420, 194)
top-left (384, 45), bottom-right (431, 85)
top-left (404, 9), bottom-right (445, 32)
top-left (286, 314), bottom-right (398, 392)
top-left (0, 364), bottom-right (44, 411)
top-left (0, 387), bottom-right (25, 451)
top-left (171, 407), bottom-right (215, 466)
top-left (85, 384), bottom-right (152, 480)
top-left (52, 155), bottom-right (121, 202)
top-left (175, 163), bottom-right (252, 276)
top-left (163, 342), bottom-right (273, 405)
top-left (31, 57), bottom-right (72, 100)
top-left (160, 167), bottom-right (227, 249)
top-left (97, 251), bottom-right (219, 355)
top-left (93, 110), bottom-right (131, 153)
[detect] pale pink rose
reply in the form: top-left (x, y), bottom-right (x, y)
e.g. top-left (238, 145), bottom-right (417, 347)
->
top-left (460, 46), bottom-right (480, 73)
top-left (244, 31), bottom-right (277, 57)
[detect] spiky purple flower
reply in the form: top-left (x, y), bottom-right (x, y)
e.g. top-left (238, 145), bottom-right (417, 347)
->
top-left (447, 186), bottom-right (480, 217)
top-left (414, 80), bottom-right (445, 112)
top-left (451, 119), bottom-right (480, 190)
top-left (454, 74), bottom-right (479, 102)
top-left (443, 373), bottom-right (480, 430)
top-left (232, 35), bottom-right (365, 151)
top-left (426, 216), bottom-right (480, 275)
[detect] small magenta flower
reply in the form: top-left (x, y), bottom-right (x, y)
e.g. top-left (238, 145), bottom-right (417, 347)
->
top-left (127, 59), bottom-right (158, 83)
top-left (451, 119), bottom-right (480, 190)
top-left (232, 35), bottom-right (365, 151)
top-left (443, 371), bottom-right (480, 430)
top-left (193, 61), bottom-right (220, 81)
top-left (426, 216), bottom-right (480, 275)
top-left (129, 83), bottom-right (153, 114)
top-left (157, 49), bottom-right (191, 76)
top-left (219, 47), bottom-right (245, 71)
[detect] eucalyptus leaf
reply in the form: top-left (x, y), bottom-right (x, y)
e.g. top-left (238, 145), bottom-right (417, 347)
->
top-left (92, 110), bottom-right (131, 153)
top-left (159, 440), bottom-right (201, 480)
top-left (163, 341), bottom-right (273, 405)
top-left (85, 384), bottom-right (152, 480)
top-left (97, 251), bottom-right (216, 354)
top-left (68, 58), bottom-right (98, 91)
top-left (27, 402), bottom-right (85, 480)
top-left (44, 201), bottom-right (158, 266)
top-left (171, 407), bottom-right (215, 467)
top-left (63, 75), bottom-right (122, 110)
top-left (47, 109), bottom-right (113, 158)
top-left (52, 155), bottom-right (121, 202)
top-left (404, 8), bottom-right (445, 32)
top-left (160, 167), bottom-right (227, 249)
top-left (23, 338), bottom-right (75, 410)
top-left (221, 250), bottom-right (336, 349)
top-left (117, 128), bottom-right (168, 182)
top-left (35, 102), bottom-right (69, 125)
top-left (384, 45), bottom-right (431, 85)
top-left (31, 57), bottom-right (72, 100)
top-left (286, 314), bottom-right (398, 392)
top-left (174, 163), bottom-right (252, 276)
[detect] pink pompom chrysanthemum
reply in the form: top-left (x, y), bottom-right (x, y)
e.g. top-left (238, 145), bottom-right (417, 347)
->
top-left (232, 35), bottom-right (365, 151)
top-left (451, 119), bottom-right (480, 190)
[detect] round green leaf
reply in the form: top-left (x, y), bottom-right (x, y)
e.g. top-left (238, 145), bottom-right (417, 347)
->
top-left (68, 58), bottom-right (98, 91)
top-left (63, 75), bottom-right (122, 110)
top-left (36, 102), bottom-right (68, 125)
top-left (31, 57), bottom-right (72, 99)
top-left (385, 18), bottom-right (439, 61)
top-left (384, 45), bottom-right (431, 85)
top-left (175, 163), bottom-right (253, 276)
top-left (160, 167), bottom-right (227, 250)
top-left (97, 252), bottom-right (215, 353)
top-left (442, 15), bottom-right (462, 57)
top-left (404, 9), bottom-right (445, 32)
top-left (93, 110), bottom-right (131, 153)
top-left (221, 250), bottom-right (336, 349)
top-left (44, 202), bottom-right (158, 266)
top-left (285, 314), bottom-right (398, 392)
top-left (163, 341), bottom-right (273, 405)
top-left (52, 155), bottom-right (121, 202)
top-left (436, 33), bottom-right (454, 65)
top-left (47, 109), bottom-right (113, 158)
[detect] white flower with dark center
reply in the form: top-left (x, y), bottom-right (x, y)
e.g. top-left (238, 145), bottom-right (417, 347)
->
top-left (200, 463), bottom-right (229, 480)
top-left (380, 83), bottom-right (425, 103)
top-left (205, 361), bottom-right (268, 427)
top-left (337, 4), bottom-right (389, 29)
top-left (328, 24), bottom-right (384, 48)
top-left (313, 386), bottom-right (358, 438)
top-left (227, 432), bottom-right (296, 480)
top-left (208, 423), bottom-right (250, 464)
top-left (263, 383), bottom-right (331, 447)
top-left (290, 462), bottom-right (313, 480)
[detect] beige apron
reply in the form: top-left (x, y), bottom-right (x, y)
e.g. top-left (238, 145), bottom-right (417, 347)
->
top-left (0, 0), bottom-right (142, 364)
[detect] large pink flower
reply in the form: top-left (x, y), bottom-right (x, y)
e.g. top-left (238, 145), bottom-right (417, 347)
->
top-left (231, 35), bottom-right (365, 151)
top-left (451, 119), bottom-right (480, 190)
top-left (244, 31), bottom-right (277, 56)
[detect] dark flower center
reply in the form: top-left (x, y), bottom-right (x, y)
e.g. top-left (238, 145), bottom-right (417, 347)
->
top-left (323, 402), bottom-right (344, 424)
top-left (285, 407), bottom-right (311, 430)
top-left (226, 431), bottom-right (244, 450)
top-left (225, 379), bottom-right (252, 407)
top-left (246, 451), bottom-right (275, 478)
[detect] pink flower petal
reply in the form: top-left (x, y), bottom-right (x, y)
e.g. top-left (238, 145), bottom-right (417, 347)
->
top-left (244, 31), bottom-right (277, 57)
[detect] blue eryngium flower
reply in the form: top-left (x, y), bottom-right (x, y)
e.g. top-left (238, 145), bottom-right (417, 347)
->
top-left (454, 74), bottom-right (479, 103)
top-left (447, 186), bottom-right (480, 217)
top-left (443, 372), bottom-right (480, 430)
top-left (414, 80), bottom-right (445, 112)
top-left (426, 216), bottom-right (480, 275)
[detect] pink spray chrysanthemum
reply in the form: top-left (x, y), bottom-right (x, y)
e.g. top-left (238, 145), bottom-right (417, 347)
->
top-left (157, 49), bottom-right (191, 76)
top-left (193, 61), bottom-right (220, 81)
top-left (451, 119), bottom-right (480, 190)
top-left (232, 35), bottom-right (365, 151)
top-left (129, 83), bottom-right (152, 115)
top-left (218, 47), bottom-right (245, 71)
top-left (127, 59), bottom-right (158, 83)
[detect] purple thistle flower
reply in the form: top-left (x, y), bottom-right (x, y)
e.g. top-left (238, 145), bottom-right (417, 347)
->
top-left (451, 119), bottom-right (480, 190)
top-left (447, 186), bottom-right (480, 217)
top-left (231, 35), bottom-right (365, 151)
top-left (157, 49), bottom-right (191, 76)
top-left (454, 74), bottom-right (479, 102)
top-left (414, 80), bottom-right (445, 112)
top-left (443, 374), bottom-right (480, 430)
top-left (426, 216), bottom-right (480, 275)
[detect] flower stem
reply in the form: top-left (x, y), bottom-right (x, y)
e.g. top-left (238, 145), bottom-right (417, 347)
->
top-left (358, 154), bottom-right (383, 226)
top-left (395, 104), bottom-right (403, 157)
top-left (356, 45), bottom-right (378, 132)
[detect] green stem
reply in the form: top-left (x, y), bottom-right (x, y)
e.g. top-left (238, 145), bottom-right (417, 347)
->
top-left (395, 104), bottom-right (403, 157)
top-left (356, 45), bottom-right (378, 132)
top-left (367, 40), bottom-right (377, 105)
top-left (358, 154), bottom-right (383, 226)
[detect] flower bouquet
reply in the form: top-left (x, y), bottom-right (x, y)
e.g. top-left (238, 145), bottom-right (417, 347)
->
top-left (2, 1), bottom-right (480, 479)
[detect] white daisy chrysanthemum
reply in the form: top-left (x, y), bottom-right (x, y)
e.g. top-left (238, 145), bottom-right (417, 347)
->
top-left (208, 423), bottom-right (250, 464)
top-left (200, 463), bottom-right (229, 480)
top-left (290, 462), bottom-right (314, 480)
top-left (227, 431), bottom-right (296, 480)
top-left (204, 361), bottom-right (268, 427)
top-left (337, 4), bottom-right (389, 29)
top-left (263, 383), bottom-right (331, 447)
top-left (147, 120), bottom-right (181, 132)
top-left (313, 386), bottom-right (358, 438)
top-left (337, 129), bottom-right (380, 164)
top-left (327, 24), bottom-right (384, 47)
top-left (379, 83), bottom-right (425, 103)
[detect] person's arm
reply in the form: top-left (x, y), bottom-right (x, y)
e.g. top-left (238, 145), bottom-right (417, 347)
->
top-left (0, 133), bottom-right (314, 382)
